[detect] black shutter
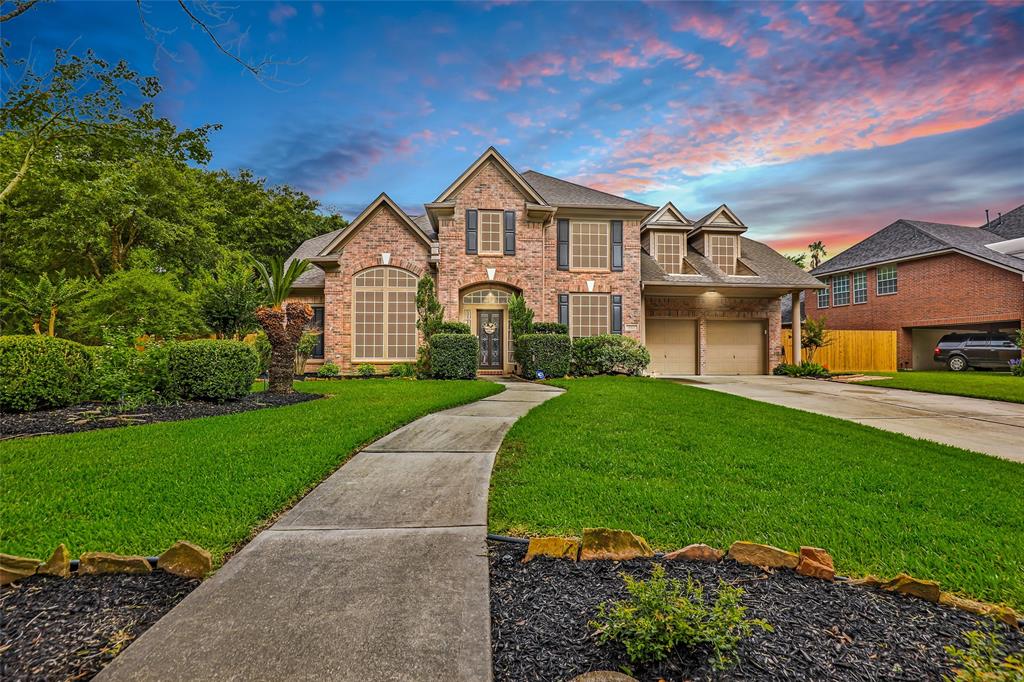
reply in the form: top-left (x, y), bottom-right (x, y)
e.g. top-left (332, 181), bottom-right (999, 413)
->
top-left (557, 219), bottom-right (569, 270)
top-left (611, 220), bottom-right (623, 271)
top-left (503, 210), bottom-right (516, 255)
top-left (558, 294), bottom-right (569, 327)
top-left (465, 209), bottom-right (478, 255)
top-left (611, 295), bottom-right (622, 335)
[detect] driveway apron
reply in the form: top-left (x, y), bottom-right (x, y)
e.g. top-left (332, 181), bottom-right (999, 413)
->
top-left (97, 379), bottom-right (562, 682)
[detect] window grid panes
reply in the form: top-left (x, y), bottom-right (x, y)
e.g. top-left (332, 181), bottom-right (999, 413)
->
top-left (708, 234), bottom-right (737, 275)
top-left (877, 265), bottom-right (898, 295)
top-left (462, 289), bottom-right (510, 305)
top-left (570, 293), bottom-right (610, 338)
top-left (570, 221), bottom-right (610, 270)
top-left (853, 271), bottom-right (867, 304)
top-left (832, 274), bottom-right (850, 306)
top-left (306, 305), bottom-right (325, 359)
top-left (353, 267), bottom-right (417, 361)
top-left (654, 233), bottom-right (684, 274)
top-left (479, 211), bottom-right (502, 255)
top-left (817, 280), bottom-right (830, 308)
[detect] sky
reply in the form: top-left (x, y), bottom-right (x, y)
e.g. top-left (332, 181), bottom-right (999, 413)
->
top-left (7, 0), bottom-right (1024, 255)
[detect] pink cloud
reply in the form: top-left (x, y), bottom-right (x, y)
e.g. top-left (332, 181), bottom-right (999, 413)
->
top-left (498, 51), bottom-right (567, 90)
top-left (269, 3), bottom-right (297, 26)
top-left (470, 89), bottom-right (494, 101)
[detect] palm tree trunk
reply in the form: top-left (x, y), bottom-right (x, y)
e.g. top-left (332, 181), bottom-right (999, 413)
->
top-left (256, 302), bottom-right (313, 393)
top-left (48, 306), bottom-right (57, 336)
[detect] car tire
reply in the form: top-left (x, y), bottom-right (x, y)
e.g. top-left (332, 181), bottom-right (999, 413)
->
top-left (947, 355), bottom-right (968, 371)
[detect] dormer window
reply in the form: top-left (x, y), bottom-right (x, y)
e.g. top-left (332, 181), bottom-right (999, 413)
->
top-left (707, 234), bottom-right (738, 275)
top-left (478, 211), bottom-right (503, 255)
top-left (653, 232), bottom-right (685, 274)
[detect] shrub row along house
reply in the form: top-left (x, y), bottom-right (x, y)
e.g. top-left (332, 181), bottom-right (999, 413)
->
top-left (286, 148), bottom-right (821, 376)
top-left (804, 204), bottom-right (1024, 370)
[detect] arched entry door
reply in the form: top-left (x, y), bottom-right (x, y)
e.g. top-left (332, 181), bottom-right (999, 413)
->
top-left (460, 285), bottom-right (518, 373)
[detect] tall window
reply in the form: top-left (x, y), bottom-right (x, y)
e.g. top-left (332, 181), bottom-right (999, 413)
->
top-left (570, 293), bottom-right (609, 337)
top-left (570, 221), bottom-right (609, 270)
top-left (707, 234), bottom-right (738, 275)
top-left (353, 267), bottom-right (417, 360)
top-left (853, 271), bottom-right (867, 304)
top-left (654, 232), bottom-right (684, 274)
top-left (817, 279), bottom-right (830, 308)
top-left (832, 273), bottom-right (850, 306)
top-left (877, 264), bottom-right (898, 295)
top-left (307, 305), bottom-right (325, 359)
top-left (479, 211), bottom-right (502, 255)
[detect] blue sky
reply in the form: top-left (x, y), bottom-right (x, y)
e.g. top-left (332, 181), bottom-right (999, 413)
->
top-left (7, 0), bottom-right (1024, 253)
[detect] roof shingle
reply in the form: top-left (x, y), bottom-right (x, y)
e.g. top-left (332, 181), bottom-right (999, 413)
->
top-left (521, 170), bottom-right (655, 210)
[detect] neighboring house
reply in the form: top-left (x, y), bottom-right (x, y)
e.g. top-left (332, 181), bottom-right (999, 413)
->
top-left (286, 147), bottom-right (821, 376)
top-left (806, 204), bottom-right (1024, 370)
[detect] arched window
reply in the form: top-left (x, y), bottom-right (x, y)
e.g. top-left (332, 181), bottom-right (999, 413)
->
top-left (462, 288), bottom-right (511, 305)
top-left (353, 267), bottom-right (417, 360)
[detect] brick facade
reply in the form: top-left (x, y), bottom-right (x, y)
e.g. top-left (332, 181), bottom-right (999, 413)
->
top-left (805, 253), bottom-right (1024, 368)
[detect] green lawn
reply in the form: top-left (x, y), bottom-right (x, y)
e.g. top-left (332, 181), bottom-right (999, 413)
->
top-left (489, 376), bottom-right (1024, 609)
top-left (859, 371), bottom-right (1024, 403)
top-left (1, 380), bottom-right (501, 563)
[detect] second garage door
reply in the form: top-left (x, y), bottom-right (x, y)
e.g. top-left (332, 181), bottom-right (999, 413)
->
top-left (706, 320), bottom-right (765, 375)
top-left (646, 318), bottom-right (697, 375)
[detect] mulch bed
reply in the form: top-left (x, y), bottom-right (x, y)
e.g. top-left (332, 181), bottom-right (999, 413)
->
top-left (0, 392), bottom-right (321, 439)
top-left (490, 541), bottom-right (1024, 681)
top-left (0, 572), bottom-right (199, 681)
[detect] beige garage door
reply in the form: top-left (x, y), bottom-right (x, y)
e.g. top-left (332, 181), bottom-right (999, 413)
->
top-left (645, 318), bottom-right (697, 375)
top-left (706, 320), bottom-right (765, 375)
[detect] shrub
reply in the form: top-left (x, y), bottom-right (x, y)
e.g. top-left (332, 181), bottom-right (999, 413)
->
top-left (945, 626), bottom-right (1024, 681)
top-left (294, 331), bottom-right (319, 375)
top-left (571, 335), bottom-right (650, 376)
top-left (0, 335), bottom-right (93, 412)
top-left (533, 321), bottom-right (569, 335)
top-left (591, 565), bottom-right (771, 670)
top-left (1009, 358), bottom-right (1023, 377)
top-left (389, 362), bottom-right (416, 378)
top-left (168, 340), bottom-right (259, 401)
top-left (430, 333), bottom-right (478, 379)
top-left (436, 321), bottom-right (471, 335)
top-left (508, 293), bottom-right (534, 340)
top-left (515, 333), bottom-right (570, 379)
top-left (357, 362), bottom-right (377, 378)
top-left (87, 330), bottom-right (171, 407)
top-left (317, 361), bottom-right (339, 378)
top-left (248, 332), bottom-right (272, 376)
top-left (772, 361), bottom-right (830, 378)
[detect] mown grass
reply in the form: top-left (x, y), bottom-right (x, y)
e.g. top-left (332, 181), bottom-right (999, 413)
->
top-left (860, 371), bottom-right (1024, 404)
top-left (1, 380), bottom-right (501, 563)
top-left (489, 376), bottom-right (1024, 609)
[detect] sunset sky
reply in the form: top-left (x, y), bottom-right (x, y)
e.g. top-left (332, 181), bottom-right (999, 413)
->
top-left (10, 1), bottom-right (1024, 255)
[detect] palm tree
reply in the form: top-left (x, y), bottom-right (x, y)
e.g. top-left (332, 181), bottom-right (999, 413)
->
top-left (254, 257), bottom-right (312, 393)
top-left (808, 241), bottom-right (827, 269)
top-left (5, 271), bottom-right (88, 336)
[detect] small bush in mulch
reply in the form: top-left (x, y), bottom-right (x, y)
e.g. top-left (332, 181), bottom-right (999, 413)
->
top-left (489, 542), bottom-right (1024, 681)
top-left (0, 391), bottom-right (320, 439)
top-left (0, 572), bottom-right (199, 681)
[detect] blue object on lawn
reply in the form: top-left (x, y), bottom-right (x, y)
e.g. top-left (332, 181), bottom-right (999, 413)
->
top-left (536, 371), bottom-right (545, 380)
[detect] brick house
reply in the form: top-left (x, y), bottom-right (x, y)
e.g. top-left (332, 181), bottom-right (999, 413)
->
top-left (805, 204), bottom-right (1024, 369)
top-left (287, 147), bottom-right (822, 376)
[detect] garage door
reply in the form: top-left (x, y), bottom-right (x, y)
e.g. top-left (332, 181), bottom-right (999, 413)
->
top-left (706, 320), bottom-right (765, 375)
top-left (646, 318), bottom-right (697, 375)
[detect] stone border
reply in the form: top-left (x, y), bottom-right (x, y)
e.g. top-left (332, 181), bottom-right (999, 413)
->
top-left (1, 540), bottom-right (212, 584)
top-left (518, 527), bottom-right (1021, 628)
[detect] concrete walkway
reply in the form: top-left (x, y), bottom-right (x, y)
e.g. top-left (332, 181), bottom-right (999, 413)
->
top-left (675, 375), bottom-right (1024, 462)
top-left (98, 379), bottom-right (562, 682)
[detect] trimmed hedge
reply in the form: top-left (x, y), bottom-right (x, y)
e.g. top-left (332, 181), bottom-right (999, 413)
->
top-left (533, 322), bottom-right (569, 335)
top-left (431, 333), bottom-right (479, 379)
top-left (515, 333), bottom-right (570, 379)
top-left (0, 335), bottom-right (93, 412)
top-left (436, 321), bottom-right (472, 335)
top-left (168, 340), bottom-right (259, 401)
top-left (87, 341), bottom-right (171, 407)
top-left (571, 335), bottom-right (650, 376)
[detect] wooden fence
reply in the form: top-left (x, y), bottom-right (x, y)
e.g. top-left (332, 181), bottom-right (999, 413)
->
top-left (782, 329), bottom-right (897, 372)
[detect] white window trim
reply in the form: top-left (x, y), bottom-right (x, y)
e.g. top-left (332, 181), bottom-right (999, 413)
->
top-left (569, 292), bottom-right (611, 338)
top-left (478, 210), bottom-right (503, 256)
top-left (853, 270), bottom-right (868, 304)
top-left (352, 267), bottom-right (418, 362)
top-left (832, 273), bottom-right (850, 307)
top-left (817, 279), bottom-right (830, 308)
top-left (569, 220), bottom-right (611, 271)
top-left (876, 264), bottom-right (898, 296)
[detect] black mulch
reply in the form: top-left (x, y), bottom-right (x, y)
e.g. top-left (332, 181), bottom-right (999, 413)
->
top-left (489, 541), bottom-right (1024, 681)
top-left (0, 392), bottom-right (321, 439)
top-left (0, 571), bottom-right (199, 681)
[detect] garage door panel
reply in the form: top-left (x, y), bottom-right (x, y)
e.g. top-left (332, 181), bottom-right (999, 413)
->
top-left (646, 318), bottom-right (696, 375)
top-left (706, 320), bottom-right (765, 375)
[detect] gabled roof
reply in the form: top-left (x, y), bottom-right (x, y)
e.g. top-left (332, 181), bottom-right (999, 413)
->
top-left (985, 203), bottom-right (1024, 240)
top-left (286, 228), bottom-right (345, 288)
top-left (521, 170), bottom-right (656, 210)
top-left (811, 218), bottom-right (1024, 277)
top-left (690, 204), bottom-right (746, 235)
top-left (642, 202), bottom-right (692, 230)
top-left (318, 192), bottom-right (435, 256)
top-left (435, 147), bottom-right (547, 205)
top-left (642, 237), bottom-right (825, 289)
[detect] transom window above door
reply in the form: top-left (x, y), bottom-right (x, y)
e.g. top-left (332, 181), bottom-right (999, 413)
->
top-left (570, 221), bottom-right (610, 270)
top-left (478, 211), bottom-right (503, 255)
top-left (462, 288), bottom-right (510, 305)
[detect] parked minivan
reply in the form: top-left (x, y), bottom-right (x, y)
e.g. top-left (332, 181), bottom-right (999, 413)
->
top-left (933, 332), bottom-right (1021, 371)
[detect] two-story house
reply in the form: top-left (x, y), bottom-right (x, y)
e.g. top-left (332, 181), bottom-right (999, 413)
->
top-left (286, 147), bottom-right (821, 376)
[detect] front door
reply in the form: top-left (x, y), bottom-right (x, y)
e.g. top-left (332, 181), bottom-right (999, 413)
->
top-left (477, 310), bottom-right (503, 370)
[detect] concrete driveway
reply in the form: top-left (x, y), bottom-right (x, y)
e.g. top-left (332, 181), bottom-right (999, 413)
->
top-left (674, 376), bottom-right (1024, 463)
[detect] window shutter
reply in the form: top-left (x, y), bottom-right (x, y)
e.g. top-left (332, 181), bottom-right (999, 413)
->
top-left (503, 210), bottom-right (516, 256)
top-left (611, 220), bottom-right (623, 271)
top-left (558, 294), bottom-right (569, 327)
top-left (611, 294), bottom-right (622, 335)
top-left (557, 219), bottom-right (569, 270)
top-left (465, 209), bottom-right (478, 255)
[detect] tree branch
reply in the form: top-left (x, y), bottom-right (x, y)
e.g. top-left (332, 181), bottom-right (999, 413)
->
top-left (0, 0), bottom-right (41, 23)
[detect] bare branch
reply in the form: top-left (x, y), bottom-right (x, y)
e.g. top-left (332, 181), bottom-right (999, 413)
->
top-left (0, 0), bottom-right (42, 23)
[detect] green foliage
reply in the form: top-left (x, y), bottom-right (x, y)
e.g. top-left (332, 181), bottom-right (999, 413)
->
top-left (87, 330), bottom-right (170, 407)
top-left (168, 340), bottom-right (259, 401)
top-left (0, 335), bottom-right (93, 412)
top-left (507, 293), bottom-right (534, 341)
top-left (357, 363), bottom-right (377, 378)
top-left (415, 275), bottom-right (445, 376)
top-left (430, 334), bottom-right (478, 379)
top-left (389, 362), bottom-right (416, 378)
top-left (247, 332), bottom-right (272, 376)
top-left (591, 565), bottom-right (771, 669)
top-left (945, 626), bottom-right (1024, 681)
top-left (808, 241), bottom-right (828, 269)
top-left (514, 333), bottom-right (570, 379)
top-left (772, 361), bottom-right (830, 378)
top-left (786, 253), bottom-right (808, 269)
top-left (317, 361), bottom-right (340, 378)
top-left (801, 316), bottom-right (831, 362)
top-left (533, 322), bottom-right (569, 335)
top-left (196, 254), bottom-right (263, 339)
top-left (294, 331), bottom-right (320, 375)
top-left (255, 257), bottom-right (309, 308)
top-left (3, 270), bottom-right (88, 336)
top-left (436, 321), bottom-right (471, 334)
top-left (1010, 359), bottom-right (1023, 377)
top-left (571, 335), bottom-right (650, 376)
